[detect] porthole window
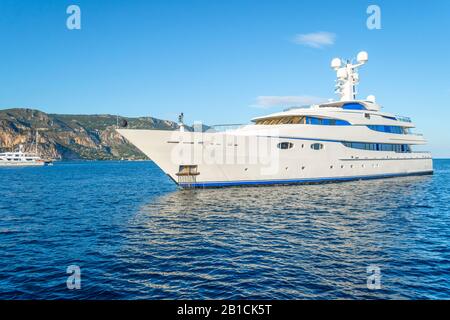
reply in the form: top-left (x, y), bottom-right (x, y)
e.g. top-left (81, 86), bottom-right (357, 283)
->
top-left (311, 143), bottom-right (323, 150)
top-left (277, 142), bottom-right (294, 150)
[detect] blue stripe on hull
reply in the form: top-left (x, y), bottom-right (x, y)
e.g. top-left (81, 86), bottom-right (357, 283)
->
top-left (179, 171), bottom-right (434, 188)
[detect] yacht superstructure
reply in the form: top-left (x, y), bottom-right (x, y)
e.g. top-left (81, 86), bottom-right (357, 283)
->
top-left (117, 52), bottom-right (433, 187)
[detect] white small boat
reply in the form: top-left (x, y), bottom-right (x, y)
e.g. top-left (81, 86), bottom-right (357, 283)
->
top-left (0, 146), bottom-right (50, 166)
top-left (0, 131), bottom-right (52, 167)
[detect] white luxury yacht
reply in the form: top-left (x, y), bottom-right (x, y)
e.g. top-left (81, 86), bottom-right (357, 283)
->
top-left (0, 145), bottom-right (50, 167)
top-left (117, 52), bottom-right (433, 187)
top-left (0, 132), bottom-right (52, 167)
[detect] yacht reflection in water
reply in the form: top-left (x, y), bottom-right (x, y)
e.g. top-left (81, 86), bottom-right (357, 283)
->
top-left (121, 175), bottom-right (434, 299)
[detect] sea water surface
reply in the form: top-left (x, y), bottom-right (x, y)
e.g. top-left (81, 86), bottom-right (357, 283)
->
top-left (0, 160), bottom-right (449, 299)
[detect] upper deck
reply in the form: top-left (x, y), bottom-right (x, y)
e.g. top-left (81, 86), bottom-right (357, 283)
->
top-left (251, 100), bottom-right (415, 128)
top-left (206, 52), bottom-right (428, 148)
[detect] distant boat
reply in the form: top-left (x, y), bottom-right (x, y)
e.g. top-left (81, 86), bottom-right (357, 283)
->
top-left (0, 131), bottom-right (52, 167)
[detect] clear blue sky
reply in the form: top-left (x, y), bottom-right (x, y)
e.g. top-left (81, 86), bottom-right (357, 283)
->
top-left (0, 0), bottom-right (449, 157)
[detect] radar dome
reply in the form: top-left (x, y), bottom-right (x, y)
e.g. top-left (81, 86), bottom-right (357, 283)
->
top-left (331, 58), bottom-right (341, 69)
top-left (357, 51), bottom-right (368, 63)
top-left (367, 95), bottom-right (376, 102)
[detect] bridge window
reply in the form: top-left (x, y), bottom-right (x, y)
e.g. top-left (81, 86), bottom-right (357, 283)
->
top-left (256, 117), bottom-right (304, 125)
top-left (255, 116), bottom-right (350, 126)
top-left (305, 117), bottom-right (350, 126)
top-left (342, 103), bottom-right (366, 110)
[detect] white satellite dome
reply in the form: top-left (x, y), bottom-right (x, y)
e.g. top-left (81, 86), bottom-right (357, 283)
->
top-left (357, 51), bottom-right (369, 63)
top-left (331, 58), bottom-right (341, 69)
top-left (367, 94), bottom-right (376, 102)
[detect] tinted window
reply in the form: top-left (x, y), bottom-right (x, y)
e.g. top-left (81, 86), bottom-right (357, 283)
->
top-left (311, 143), bottom-right (323, 150)
top-left (342, 103), bottom-right (366, 110)
top-left (305, 117), bottom-right (350, 126)
top-left (342, 142), bottom-right (411, 153)
top-left (368, 125), bottom-right (405, 134)
top-left (277, 142), bottom-right (293, 149)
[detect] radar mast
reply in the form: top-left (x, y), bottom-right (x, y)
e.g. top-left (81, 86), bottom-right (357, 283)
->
top-left (331, 51), bottom-right (368, 101)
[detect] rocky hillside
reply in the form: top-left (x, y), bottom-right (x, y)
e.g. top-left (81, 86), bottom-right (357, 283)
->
top-left (0, 108), bottom-right (181, 160)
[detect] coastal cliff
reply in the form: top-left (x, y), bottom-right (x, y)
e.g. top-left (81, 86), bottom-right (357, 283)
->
top-left (0, 108), bottom-right (181, 160)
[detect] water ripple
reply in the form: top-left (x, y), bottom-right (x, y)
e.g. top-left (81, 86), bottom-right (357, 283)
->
top-left (0, 160), bottom-right (449, 299)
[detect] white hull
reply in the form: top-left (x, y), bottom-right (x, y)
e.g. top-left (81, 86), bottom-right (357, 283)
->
top-left (117, 129), bottom-right (433, 188)
top-left (0, 142), bottom-right (50, 167)
top-left (0, 161), bottom-right (46, 167)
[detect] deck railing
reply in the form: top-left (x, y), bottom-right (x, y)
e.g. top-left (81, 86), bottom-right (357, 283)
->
top-left (209, 124), bottom-right (247, 132)
top-left (395, 115), bottom-right (412, 123)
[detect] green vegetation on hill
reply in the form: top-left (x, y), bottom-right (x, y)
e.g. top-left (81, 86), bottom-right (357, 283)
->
top-left (0, 108), bottom-right (181, 160)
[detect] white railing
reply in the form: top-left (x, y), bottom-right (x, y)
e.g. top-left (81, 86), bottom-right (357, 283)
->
top-left (209, 124), bottom-right (247, 132)
top-left (395, 115), bottom-right (412, 123)
top-left (283, 105), bottom-right (311, 112)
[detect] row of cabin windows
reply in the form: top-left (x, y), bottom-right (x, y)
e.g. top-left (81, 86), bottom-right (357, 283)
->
top-left (277, 142), bottom-right (323, 150)
top-left (277, 141), bottom-right (412, 153)
top-left (342, 142), bottom-right (411, 153)
top-left (367, 125), bottom-right (411, 134)
top-left (256, 116), bottom-right (350, 126)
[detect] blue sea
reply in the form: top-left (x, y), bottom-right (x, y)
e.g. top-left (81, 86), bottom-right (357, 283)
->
top-left (0, 160), bottom-right (449, 299)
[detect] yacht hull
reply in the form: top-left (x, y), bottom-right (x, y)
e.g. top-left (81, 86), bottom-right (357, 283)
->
top-left (0, 162), bottom-right (46, 167)
top-left (117, 129), bottom-right (433, 188)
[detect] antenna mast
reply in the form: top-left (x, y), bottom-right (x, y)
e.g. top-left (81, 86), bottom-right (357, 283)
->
top-left (331, 51), bottom-right (368, 101)
top-left (35, 130), bottom-right (39, 154)
top-left (178, 112), bottom-right (185, 132)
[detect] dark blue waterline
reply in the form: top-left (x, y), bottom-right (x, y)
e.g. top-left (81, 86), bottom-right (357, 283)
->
top-left (340, 157), bottom-right (432, 161)
top-left (180, 170), bottom-right (434, 188)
